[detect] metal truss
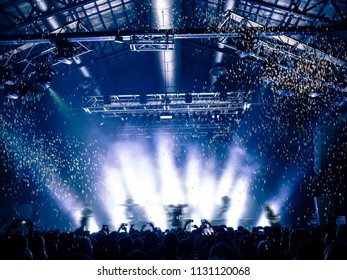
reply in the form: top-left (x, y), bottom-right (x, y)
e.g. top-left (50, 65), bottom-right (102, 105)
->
top-left (0, 0), bottom-right (129, 33)
top-left (96, 121), bottom-right (236, 140)
top-left (217, 10), bottom-right (347, 69)
top-left (239, 0), bottom-right (345, 25)
top-left (82, 91), bottom-right (249, 117)
top-left (1, 23), bottom-right (346, 68)
top-left (1, 41), bottom-right (93, 74)
top-left (1, 4), bottom-right (346, 97)
top-left (1, 25), bottom-right (346, 73)
top-left (129, 33), bottom-right (174, 51)
top-left (1, 24), bottom-right (347, 45)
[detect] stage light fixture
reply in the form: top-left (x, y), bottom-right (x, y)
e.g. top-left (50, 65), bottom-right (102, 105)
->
top-left (56, 40), bottom-right (75, 65)
top-left (236, 27), bottom-right (256, 58)
top-left (243, 103), bottom-right (251, 110)
top-left (35, 67), bottom-right (54, 91)
top-left (160, 113), bottom-right (173, 119)
top-left (309, 91), bottom-right (323, 98)
top-left (3, 84), bottom-right (20, 100)
top-left (1, 68), bottom-right (16, 86)
top-left (35, 74), bottom-right (52, 90)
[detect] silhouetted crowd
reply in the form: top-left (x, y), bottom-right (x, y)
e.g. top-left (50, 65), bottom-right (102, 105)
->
top-left (1, 218), bottom-right (347, 260)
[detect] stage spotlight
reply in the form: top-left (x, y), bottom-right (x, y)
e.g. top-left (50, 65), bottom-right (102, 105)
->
top-left (236, 28), bottom-right (256, 58)
top-left (56, 39), bottom-right (75, 65)
top-left (213, 113), bottom-right (220, 120)
top-left (35, 74), bottom-right (52, 90)
top-left (309, 91), bottom-right (323, 98)
top-left (35, 65), bottom-right (54, 89)
top-left (35, 68), bottom-right (54, 91)
top-left (160, 112), bottom-right (173, 120)
top-left (243, 103), bottom-right (251, 110)
top-left (21, 80), bottom-right (43, 101)
top-left (3, 84), bottom-right (20, 100)
top-left (2, 80), bottom-right (39, 100)
top-left (4, 80), bottom-right (41, 102)
top-left (1, 68), bottom-right (16, 86)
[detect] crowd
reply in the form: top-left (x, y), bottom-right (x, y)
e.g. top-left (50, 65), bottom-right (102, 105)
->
top-left (1, 217), bottom-right (347, 260)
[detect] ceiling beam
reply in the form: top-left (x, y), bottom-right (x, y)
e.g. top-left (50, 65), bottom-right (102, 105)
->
top-left (0, 0), bottom-right (97, 33)
top-left (82, 91), bottom-right (248, 116)
top-left (330, 0), bottom-right (345, 20)
top-left (244, 0), bottom-right (342, 24)
top-left (0, 24), bottom-right (346, 45)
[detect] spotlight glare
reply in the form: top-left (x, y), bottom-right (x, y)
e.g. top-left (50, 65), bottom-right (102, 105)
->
top-left (160, 113), bottom-right (173, 120)
top-left (96, 139), bottom-right (259, 230)
top-left (309, 91), bottom-right (322, 98)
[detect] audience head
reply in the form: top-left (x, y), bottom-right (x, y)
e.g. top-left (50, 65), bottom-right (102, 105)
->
top-left (93, 235), bottom-right (119, 260)
top-left (257, 239), bottom-right (274, 260)
top-left (324, 242), bottom-right (347, 260)
top-left (288, 228), bottom-right (308, 259)
top-left (1, 217), bottom-right (347, 260)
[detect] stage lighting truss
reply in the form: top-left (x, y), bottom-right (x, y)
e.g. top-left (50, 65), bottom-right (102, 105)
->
top-left (0, 41), bottom-right (92, 79)
top-left (129, 33), bottom-right (174, 51)
top-left (217, 10), bottom-right (347, 69)
top-left (1, 10), bottom-right (346, 106)
top-left (2, 11), bottom-right (346, 72)
top-left (82, 91), bottom-right (250, 118)
top-left (217, 11), bottom-right (347, 96)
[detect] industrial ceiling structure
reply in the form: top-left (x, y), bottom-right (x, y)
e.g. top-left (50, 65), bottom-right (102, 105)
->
top-left (0, 0), bottom-right (346, 153)
top-left (1, 0), bottom-right (346, 106)
top-left (0, 0), bottom-right (346, 168)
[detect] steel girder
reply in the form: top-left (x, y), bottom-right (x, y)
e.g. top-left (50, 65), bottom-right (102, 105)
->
top-left (82, 91), bottom-right (248, 117)
top-left (1, 25), bottom-right (346, 71)
top-left (240, 0), bottom-right (344, 25)
top-left (1, 25), bottom-right (347, 46)
top-left (217, 10), bottom-right (347, 69)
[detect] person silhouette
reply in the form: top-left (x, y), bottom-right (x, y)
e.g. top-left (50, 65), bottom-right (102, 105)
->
top-left (212, 196), bottom-right (231, 226)
top-left (264, 204), bottom-right (279, 226)
top-left (80, 204), bottom-right (93, 231)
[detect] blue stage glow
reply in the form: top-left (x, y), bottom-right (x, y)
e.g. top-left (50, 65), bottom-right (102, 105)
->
top-left (1, 88), bottom-right (345, 232)
top-left (98, 134), bottom-right (259, 230)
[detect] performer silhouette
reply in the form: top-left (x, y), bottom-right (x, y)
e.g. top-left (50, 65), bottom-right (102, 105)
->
top-left (123, 198), bottom-right (147, 226)
top-left (212, 196), bottom-right (231, 226)
top-left (80, 204), bottom-right (93, 231)
top-left (167, 204), bottom-right (187, 229)
top-left (264, 204), bottom-right (279, 226)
